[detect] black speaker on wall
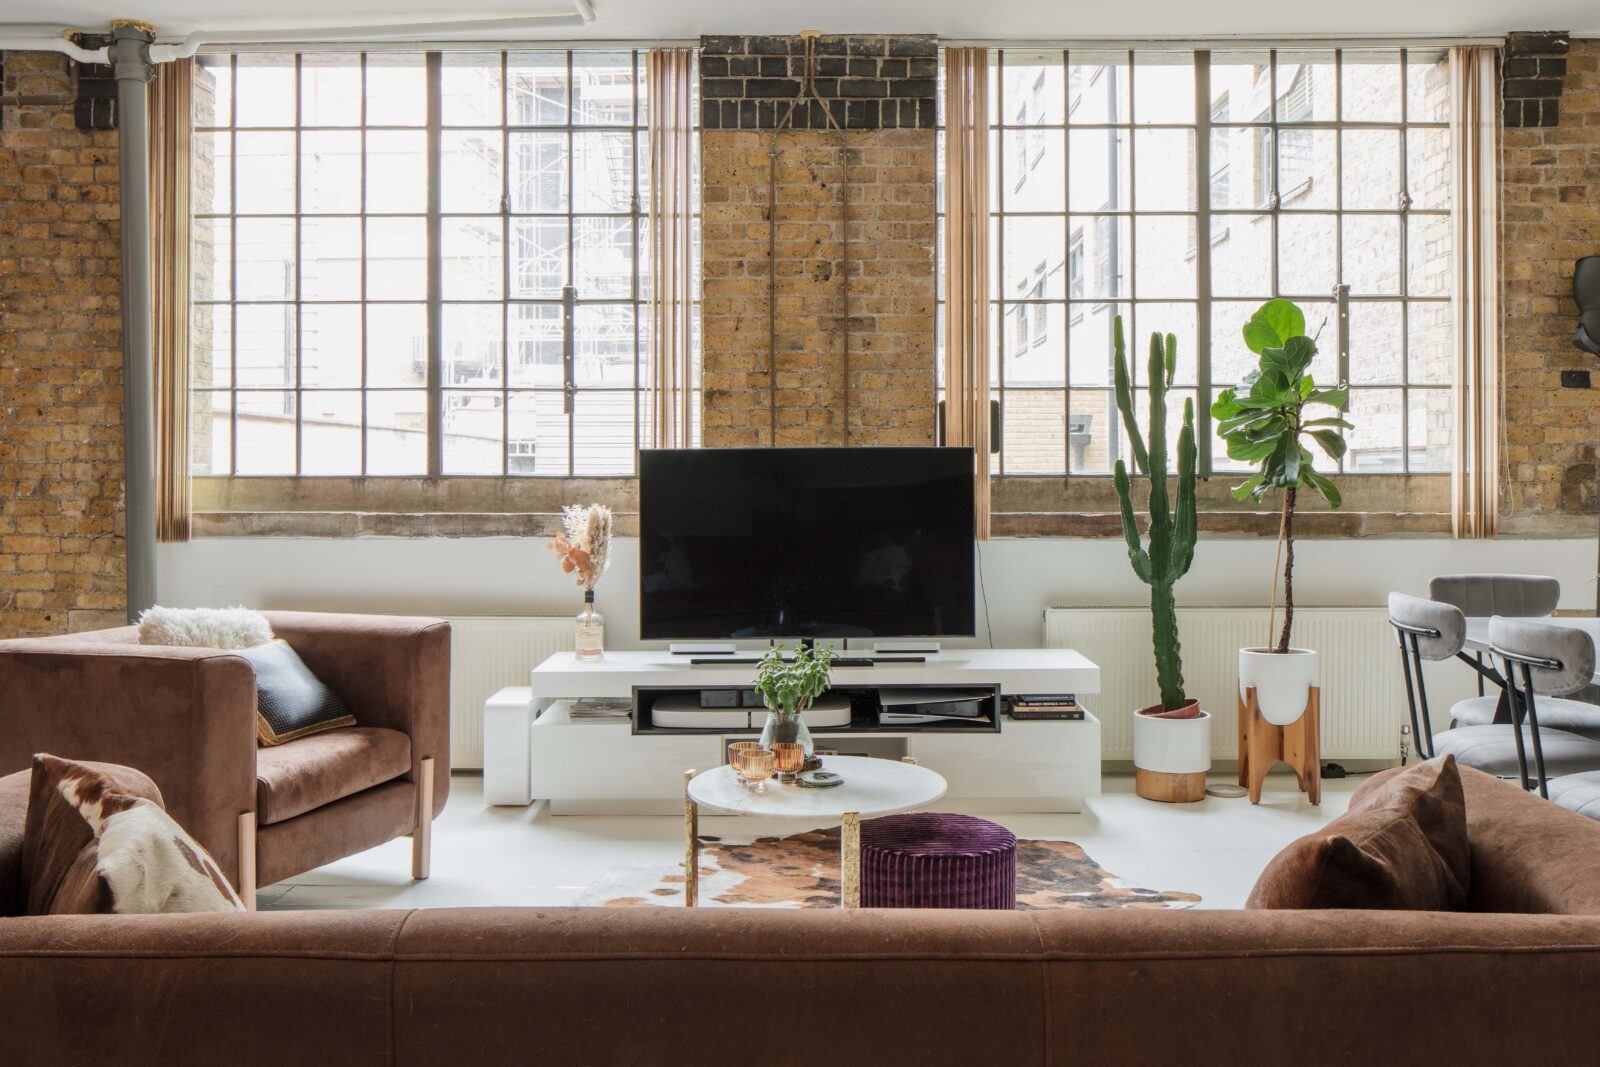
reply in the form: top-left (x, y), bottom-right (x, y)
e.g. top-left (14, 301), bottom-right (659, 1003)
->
top-left (1576, 256), bottom-right (1600, 357)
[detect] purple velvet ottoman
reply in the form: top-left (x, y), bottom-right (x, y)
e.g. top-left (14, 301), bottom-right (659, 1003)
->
top-left (859, 813), bottom-right (1017, 909)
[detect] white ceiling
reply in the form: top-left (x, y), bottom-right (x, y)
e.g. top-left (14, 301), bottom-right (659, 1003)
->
top-left (3, 0), bottom-right (1597, 44)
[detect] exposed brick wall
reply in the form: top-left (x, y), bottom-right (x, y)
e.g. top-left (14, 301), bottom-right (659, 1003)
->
top-left (699, 35), bottom-right (937, 447)
top-left (1500, 39), bottom-right (1600, 532)
top-left (0, 50), bottom-right (126, 635)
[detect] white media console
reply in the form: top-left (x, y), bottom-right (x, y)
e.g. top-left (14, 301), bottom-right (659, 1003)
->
top-left (484, 649), bottom-right (1102, 814)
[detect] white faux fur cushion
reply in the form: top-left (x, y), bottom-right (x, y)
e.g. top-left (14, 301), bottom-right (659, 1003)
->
top-left (57, 776), bottom-right (244, 914)
top-left (137, 605), bottom-right (273, 650)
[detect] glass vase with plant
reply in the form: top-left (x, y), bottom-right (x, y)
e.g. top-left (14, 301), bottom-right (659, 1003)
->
top-left (546, 503), bottom-right (613, 660)
top-left (753, 643), bottom-right (835, 757)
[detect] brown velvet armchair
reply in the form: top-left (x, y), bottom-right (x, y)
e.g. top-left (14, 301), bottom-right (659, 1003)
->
top-left (0, 611), bottom-right (450, 908)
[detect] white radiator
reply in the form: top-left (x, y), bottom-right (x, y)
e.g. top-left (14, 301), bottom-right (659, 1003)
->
top-left (1044, 606), bottom-right (1478, 762)
top-left (446, 616), bottom-right (573, 768)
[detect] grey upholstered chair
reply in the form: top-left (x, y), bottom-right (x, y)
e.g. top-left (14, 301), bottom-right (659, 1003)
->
top-left (1445, 616), bottom-right (1600, 797)
top-left (1387, 595), bottom-right (1600, 794)
top-left (1428, 574), bottom-right (1561, 618)
top-left (1429, 574), bottom-right (1561, 707)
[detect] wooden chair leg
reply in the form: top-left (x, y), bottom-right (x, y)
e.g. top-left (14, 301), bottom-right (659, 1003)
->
top-left (1237, 691), bottom-right (1251, 788)
top-left (238, 811), bottom-right (257, 912)
top-left (683, 769), bottom-right (699, 908)
top-left (412, 757), bottom-right (434, 881)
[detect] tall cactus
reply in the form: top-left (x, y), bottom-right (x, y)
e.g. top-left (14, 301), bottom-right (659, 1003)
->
top-left (1111, 316), bottom-right (1198, 711)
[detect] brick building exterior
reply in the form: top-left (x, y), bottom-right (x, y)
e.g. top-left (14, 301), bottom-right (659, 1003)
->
top-left (0, 51), bottom-right (127, 636)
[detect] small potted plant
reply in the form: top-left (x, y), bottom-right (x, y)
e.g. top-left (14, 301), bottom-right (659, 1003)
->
top-left (1211, 299), bottom-right (1349, 725)
top-left (1109, 317), bottom-right (1210, 803)
top-left (754, 643), bottom-right (834, 758)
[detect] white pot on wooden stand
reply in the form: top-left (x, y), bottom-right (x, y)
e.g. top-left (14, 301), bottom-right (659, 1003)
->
top-left (1236, 647), bottom-right (1322, 805)
top-left (1133, 700), bottom-right (1212, 803)
top-left (1238, 647), bottom-right (1318, 725)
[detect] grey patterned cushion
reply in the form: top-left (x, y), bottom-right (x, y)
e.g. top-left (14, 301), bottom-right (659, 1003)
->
top-left (239, 640), bottom-right (356, 746)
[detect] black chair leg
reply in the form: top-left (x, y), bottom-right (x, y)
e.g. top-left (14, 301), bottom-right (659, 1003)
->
top-left (1521, 664), bottom-right (1551, 800)
top-left (1410, 636), bottom-right (1436, 759)
top-left (1502, 657), bottom-right (1534, 793)
top-left (1398, 639), bottom-right (1427, 763)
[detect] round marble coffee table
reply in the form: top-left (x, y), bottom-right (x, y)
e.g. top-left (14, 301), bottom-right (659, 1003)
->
top-left (683, 755), bottom-right (948, 909)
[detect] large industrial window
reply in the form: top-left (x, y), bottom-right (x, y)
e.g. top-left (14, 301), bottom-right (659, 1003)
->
top-left (983, 48), bottom-right (1453, 477)
top-left (190, 49), bottom-right (677, 477)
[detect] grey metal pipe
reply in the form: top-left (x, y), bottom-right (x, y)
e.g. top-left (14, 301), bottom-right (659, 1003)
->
top-left (111, 22), bottom-right (157, 621)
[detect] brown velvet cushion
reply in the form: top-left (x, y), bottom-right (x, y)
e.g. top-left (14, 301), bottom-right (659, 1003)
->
top-left (0, 770), bottom-right (33, 917)
top-left (21, 755), bottom-right (165, 916)
top-left (255, 727), bottom-right (413, 826)
top-left (1246, 807), bottom-right (1465, 910)
top-left (1345, 754), bottom-right (1471, 897)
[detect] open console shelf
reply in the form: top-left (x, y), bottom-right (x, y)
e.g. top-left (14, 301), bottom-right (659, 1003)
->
top-left (631, 684), bottom-right (1003, 735)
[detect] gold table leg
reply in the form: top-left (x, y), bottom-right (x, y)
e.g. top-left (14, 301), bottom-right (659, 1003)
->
top-left (841, 810), bottom-right (861, 909)
top-left (683, 769), bottom-right (699, 908)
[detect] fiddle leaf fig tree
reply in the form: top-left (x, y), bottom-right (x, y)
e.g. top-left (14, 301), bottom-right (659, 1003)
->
top-left (1211, 298), bottom-right (1351, 654)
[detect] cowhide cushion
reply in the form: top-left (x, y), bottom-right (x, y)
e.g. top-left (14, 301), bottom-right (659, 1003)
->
top-left (23, 754), bottom-right (242, 915)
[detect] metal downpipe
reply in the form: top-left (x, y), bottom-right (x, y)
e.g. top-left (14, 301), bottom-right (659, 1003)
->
top-left (111, 21), bottom-right (157, 620)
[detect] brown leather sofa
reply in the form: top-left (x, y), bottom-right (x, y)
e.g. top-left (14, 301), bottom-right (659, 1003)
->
top-left (0, 612), bottom-right (450, 908)
top-left (2, 764), bottom-right (1599, 1065)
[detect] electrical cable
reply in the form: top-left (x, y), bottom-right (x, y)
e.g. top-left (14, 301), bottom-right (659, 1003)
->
top-left (976, 540), bottom-right (994, 648)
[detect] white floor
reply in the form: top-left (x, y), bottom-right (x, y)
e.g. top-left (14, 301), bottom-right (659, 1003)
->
top-left (260, 770), bottom-right (1359, 911)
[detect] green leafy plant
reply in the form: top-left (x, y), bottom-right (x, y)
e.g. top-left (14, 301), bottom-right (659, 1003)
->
top-left (754, 643), bottom-right (835, 716)
top-left (1211, 298), bottom-right (1351, 654)
top-left (1111, 317), bottom-right (1197, 712)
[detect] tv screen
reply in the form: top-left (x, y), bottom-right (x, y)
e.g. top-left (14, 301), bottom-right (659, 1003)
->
top-left (639, 447), bottom-right (975, 640)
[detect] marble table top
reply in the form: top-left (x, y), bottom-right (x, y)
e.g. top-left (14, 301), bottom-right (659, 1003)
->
top-left (687, 755), bottom-right (947, 820)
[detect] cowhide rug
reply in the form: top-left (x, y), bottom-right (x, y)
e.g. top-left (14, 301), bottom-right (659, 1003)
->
top-left (580, 827), bottom-right (1201, 910)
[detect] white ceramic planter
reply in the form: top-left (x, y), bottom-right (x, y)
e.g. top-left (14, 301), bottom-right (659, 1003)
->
top-left (1238, 647), bottom-right (1318, 726)
top-left (1132, 710), bottom-right (1213, 775)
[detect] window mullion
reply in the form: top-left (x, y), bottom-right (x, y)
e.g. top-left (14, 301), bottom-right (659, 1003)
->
top-left (1194, 50), bottom-right (1214, 476)
top-left (424, 52), bottom-right (444, 477)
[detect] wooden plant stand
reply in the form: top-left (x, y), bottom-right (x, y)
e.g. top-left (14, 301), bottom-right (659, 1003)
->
top-left (1237, 685), bottom-right (1320, 805)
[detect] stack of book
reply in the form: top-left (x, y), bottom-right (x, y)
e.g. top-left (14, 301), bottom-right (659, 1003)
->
top-left (569, 698), bottom-right (633, 720)
top-left (1006, 694), bottom-right (1083, 721)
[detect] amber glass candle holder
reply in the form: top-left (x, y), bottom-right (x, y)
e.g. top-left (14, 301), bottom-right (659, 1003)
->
top-left (771, 743), bottom-right (805, 782)
top-left (742, 749), bottom-right (775, 792)
top-left (727, 742), bottom-right (761, 783)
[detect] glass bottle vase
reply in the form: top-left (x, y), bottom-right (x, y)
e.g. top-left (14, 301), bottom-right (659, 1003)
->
top-left (575, 590), bottom-right (604, 661)
top-left (759, 705), bottom-right (813, 757)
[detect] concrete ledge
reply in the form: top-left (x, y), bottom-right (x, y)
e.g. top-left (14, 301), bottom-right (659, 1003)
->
top-left (191, 512), bottom-right (639, 539)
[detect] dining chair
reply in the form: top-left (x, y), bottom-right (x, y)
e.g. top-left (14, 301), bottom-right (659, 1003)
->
top-left (1386, 595), bottom-right (1600, 793)
top-left (1429, 574), bottom-right (1560, 704)
top-left (1487, 616), bottom-right (1600, 798)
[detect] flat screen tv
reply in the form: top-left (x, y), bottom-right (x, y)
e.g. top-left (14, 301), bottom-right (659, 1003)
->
top-left (639, 447), bottom-right (975, 640)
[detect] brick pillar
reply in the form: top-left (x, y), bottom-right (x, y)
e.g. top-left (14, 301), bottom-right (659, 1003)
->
top-left (1500, 39), bottom-right (1600, 525)
top-left (0, 50), bottom-right (127, 635)
top-left (699, 35), bottom-right (938, 447)
top-left (1503, 31), bottom-right (1570, 129)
